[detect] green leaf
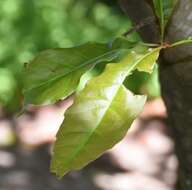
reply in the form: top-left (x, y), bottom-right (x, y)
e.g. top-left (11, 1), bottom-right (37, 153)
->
top-left (23, 38), bottom-right (137, 106)
top-left (153, 0), bottom-right (177, 38)
top-left (51, 46), bottom-right (161, 177)
top-left (137, 47), bottom-right (161, 73)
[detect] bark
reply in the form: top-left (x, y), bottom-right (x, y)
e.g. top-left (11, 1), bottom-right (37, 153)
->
top-left (119, 0), bottom-right (192, 189)
top-left (160, 0), bottom-right (192, 189)
top-left (119, 0), bottom-right (160, 43)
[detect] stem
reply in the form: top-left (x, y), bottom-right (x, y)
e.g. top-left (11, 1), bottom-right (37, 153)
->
top-left (170, 38), bottom-right (192, 47)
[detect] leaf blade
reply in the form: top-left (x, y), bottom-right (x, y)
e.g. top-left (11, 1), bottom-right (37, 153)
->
top-left (23, 40), bottom-right (132, 105)
top-left (51, 46), bottom-right (161, 177)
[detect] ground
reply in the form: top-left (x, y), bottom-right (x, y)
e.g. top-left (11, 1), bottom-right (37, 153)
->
top-left (0, 98), bottom-right (177, 190)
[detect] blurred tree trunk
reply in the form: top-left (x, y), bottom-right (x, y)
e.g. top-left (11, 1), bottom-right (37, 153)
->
top-left (160, 0), bottom-right (192, 189)
top-left (119, 0), bottom-right (192, 189)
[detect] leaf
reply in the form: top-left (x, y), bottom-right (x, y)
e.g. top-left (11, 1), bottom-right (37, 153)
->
top-left (137, 47), bottom-right (161, 73)
top-left (51, 46), bottom-right (161, 177)
top-left (153, 0), bottom-right (177, 38)
top-left (23, 38), bottom-right (137, 105)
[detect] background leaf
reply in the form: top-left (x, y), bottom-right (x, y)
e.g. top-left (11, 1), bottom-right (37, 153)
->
top-left (51, 46), bottom-right (161, 177)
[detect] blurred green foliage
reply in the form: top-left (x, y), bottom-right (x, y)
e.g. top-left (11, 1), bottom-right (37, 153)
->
top-left (0, 0), bottom-right (160, 112)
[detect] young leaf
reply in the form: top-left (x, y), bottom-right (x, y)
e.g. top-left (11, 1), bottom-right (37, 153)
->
top-left (23, 38), bottom-right (136, 106)
top-left (51, 46), bottom-right (161, 177)
top-left (153, 0), bottom-right (177, 38)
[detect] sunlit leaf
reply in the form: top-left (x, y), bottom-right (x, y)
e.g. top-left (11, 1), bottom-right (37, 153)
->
top-left (137, 47), bottom-right (161, 73)
top-left (51, 46), bottom-right (161, 177)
